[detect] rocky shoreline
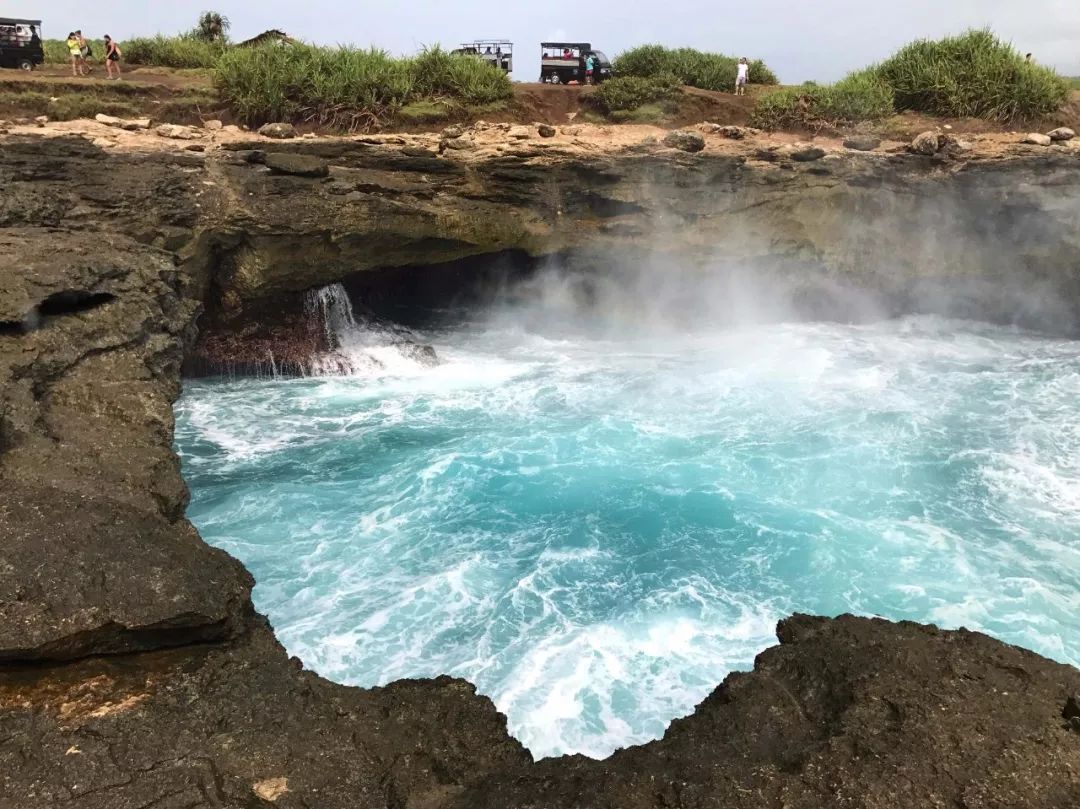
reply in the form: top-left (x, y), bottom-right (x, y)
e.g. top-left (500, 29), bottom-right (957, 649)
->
top-left (2, 123), bottom-right (1080, 807)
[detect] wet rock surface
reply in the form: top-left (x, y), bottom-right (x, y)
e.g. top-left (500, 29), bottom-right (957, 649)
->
top-left (1, 132), bottom-right (1080, 807)
top-left (452, 615), bottom-right (1080, 809)
top-left (0, 620), bottom-right (529, 809)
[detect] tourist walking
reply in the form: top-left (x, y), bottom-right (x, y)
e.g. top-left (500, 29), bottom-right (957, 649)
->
top-left (735, 57), bottom-right (749, 95)
top-left (66, 31), bottom-right (86, 76)
top-left (104, 35), bottom-right (122, 80)
top-left (585, 53), bottom-right (595, 85)
top-left (77, 30), bottom-right (93, 72)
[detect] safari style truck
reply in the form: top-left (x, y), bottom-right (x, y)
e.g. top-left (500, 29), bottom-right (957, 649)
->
top-left (540, 42), bottom-right (612, 84)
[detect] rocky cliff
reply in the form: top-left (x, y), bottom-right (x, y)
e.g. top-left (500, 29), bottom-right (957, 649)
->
top-left (2, 126), bottom-right (1080, 808)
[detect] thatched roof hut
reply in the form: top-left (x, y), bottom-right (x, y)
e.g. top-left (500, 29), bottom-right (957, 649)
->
top-left (236, 29), bottom-right (295, 48)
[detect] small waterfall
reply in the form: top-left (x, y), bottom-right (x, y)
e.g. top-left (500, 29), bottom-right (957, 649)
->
top-left (304, 283), bottom-right (358, 346)
top-left (302, 283), bottom-right (439, 377)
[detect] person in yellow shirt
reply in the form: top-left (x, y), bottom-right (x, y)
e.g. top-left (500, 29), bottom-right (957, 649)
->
top-left (66, 32), bottom-right (86, 76)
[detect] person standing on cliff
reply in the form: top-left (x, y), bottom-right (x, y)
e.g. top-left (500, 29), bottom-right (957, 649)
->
top-left (66, 32), bottom-right (86, 76)
top-left (735, 57), bottom-right (750, 95)
top-left (104, 35), bottom-right (122, 80)
top-left (76, 31), bottom-right (94, 73)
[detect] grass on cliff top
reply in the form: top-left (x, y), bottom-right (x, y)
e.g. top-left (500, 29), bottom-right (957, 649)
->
top-left (613, 45), bottom-right (778, 90)
top-left (753, 70), bottom-right (896, 131)
top-left (122, 36), bottom-right (226, 69)
top-left (45, 35), bottom-right (223, 69)
top-left (215, 44), bottom-right (513, 129)
top-left (753, 30), bottom-right (1070, 130)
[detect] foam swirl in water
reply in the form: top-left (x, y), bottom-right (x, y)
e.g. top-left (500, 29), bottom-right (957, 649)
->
top-left (175, 314), bottom-right (1080, 759)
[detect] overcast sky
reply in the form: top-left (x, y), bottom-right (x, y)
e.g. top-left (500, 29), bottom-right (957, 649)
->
top-left (31, 0), bottom-right (1080, 82)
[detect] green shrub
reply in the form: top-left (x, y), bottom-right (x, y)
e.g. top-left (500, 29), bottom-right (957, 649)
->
top-left (609, 103), bottom-right (671, 124)
top-left (754, 30), bottom-right (1069, 129)
top-left (122, 35), bottom-right (225, 68)
top-left (614, 45), bottom-right (778, 91)
top-left (409, 46), bottom-right (517, 104)
top-left (753, 70), bottom-right (894, 130)
top-left (216, 44), bottom-right (513, 129)
top-left (586, 73), bottom-right (680, 113)
top-left (876, 29), bottom-right (1069, 121)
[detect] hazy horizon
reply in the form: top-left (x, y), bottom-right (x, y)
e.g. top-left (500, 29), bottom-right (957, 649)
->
top-left (27, 1), bottom-right (1080, 82)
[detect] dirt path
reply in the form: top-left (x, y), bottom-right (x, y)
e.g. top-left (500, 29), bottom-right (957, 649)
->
top-left (508, 82), bottom-right (757, 126)
top-left (3, 64), bottom-right (213, 90)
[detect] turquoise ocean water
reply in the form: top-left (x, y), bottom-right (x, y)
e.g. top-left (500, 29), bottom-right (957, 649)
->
top-left (176, 295), bottom-right (1080, 759)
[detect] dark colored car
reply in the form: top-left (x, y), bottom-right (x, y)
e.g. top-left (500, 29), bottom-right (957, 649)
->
top-left (540, 42), bottom-right (612, 85)
top-left (0, 18), bottom-right (44, 71)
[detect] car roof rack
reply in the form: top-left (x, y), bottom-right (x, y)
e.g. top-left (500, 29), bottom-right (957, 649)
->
top-left (0, 18), bottom-right (43, 25)
top-left (542, 42), bottom-right (592, 49)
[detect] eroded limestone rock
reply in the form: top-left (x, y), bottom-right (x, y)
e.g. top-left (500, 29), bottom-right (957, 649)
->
top-left (264, 152), bottom-right (331, 177)
top-left (155, 123), bottom-right (201, 140)
top-left (662, 129), bottom-right (706, 152)
top-left (790, 145), bottom-right (827, 162)
top-left (258, 122), bottom-right (298, 139)
top-left (3, 133), bottom-right (1080, 809)
top-left (910, 130), bottom-right (943, 155)
top-left (843, 135), bottom-right (881, 151)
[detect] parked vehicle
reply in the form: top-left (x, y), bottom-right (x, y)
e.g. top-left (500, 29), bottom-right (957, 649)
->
top-left (0, 17), bottom-right (44, 71)
top-left (452, 40), bottom-right (513, 75)
top-left (540, 42), bottom-right (612, 85)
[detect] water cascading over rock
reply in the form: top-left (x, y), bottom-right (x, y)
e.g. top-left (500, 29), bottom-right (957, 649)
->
top-left (303, 282), bottom-right (440, 376)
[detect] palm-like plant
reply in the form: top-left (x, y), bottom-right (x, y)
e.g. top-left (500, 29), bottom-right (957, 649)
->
top-left (193, 11), bottom-right (230, 43)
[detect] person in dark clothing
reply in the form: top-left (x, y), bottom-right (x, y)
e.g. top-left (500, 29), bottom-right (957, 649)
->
top-left (104, 35), bottom-right (122, 80)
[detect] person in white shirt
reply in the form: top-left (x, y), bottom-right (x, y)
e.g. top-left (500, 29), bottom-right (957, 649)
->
top-left (735, 57), bottom-right (750, 95)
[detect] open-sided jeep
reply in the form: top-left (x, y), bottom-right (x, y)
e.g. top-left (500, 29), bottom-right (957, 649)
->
top-left (0, 18), bottom-right (44, 71)
top-left (452, 40), bottom-right (513, 75)
top-left (540, 42), bottom-right (612, 85)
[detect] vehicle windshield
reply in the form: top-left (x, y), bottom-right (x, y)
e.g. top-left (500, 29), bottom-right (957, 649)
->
top-left (592, 51), bottom-right (610, 65)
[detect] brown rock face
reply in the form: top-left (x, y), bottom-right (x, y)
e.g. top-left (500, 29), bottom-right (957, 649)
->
top-left (2, 132), bottom-right (1080, 808)
top-left (453, 615), bottom-right (1080, 809)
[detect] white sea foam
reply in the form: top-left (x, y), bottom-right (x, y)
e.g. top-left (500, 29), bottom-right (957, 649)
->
top-left (175, 314), bottom-right (1080, 758)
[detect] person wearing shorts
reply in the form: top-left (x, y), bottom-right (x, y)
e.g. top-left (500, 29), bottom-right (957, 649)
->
top-left (66, 32), bottom-right (86, 76)
top-left (735, 57), bottom-right (749, 95)
top-left (76, 30), bottom-right (93, 73)
top-left (104, 35), bottom-right (122, 80)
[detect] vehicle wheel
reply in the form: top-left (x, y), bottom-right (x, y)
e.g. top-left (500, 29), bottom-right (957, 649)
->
top-left (548, 73), bottom-right (562, 85)
top-left (17, 59), bottom-right (34, 71)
